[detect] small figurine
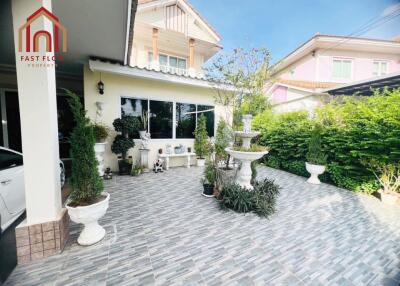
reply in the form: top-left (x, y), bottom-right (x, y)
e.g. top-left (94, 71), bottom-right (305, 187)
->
top-left (103, 167), bottom-right (113, 180)
top-left (153, 159), bottom-right (164, 173)
top-left (166, 144), bottom-right (172, 154)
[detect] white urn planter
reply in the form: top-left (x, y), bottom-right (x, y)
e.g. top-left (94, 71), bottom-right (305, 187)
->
top-left (197, 158), bottom-right (206, 167)
top-left (305, 162), bottom-right (326, 185)
top-left (66, 193), bottom-right (110, 246)
top-left (94, 142), bottom-right (107, 176)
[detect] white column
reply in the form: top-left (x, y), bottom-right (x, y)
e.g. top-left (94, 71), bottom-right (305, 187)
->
top-left (12, 0), bottom-right (62, 225)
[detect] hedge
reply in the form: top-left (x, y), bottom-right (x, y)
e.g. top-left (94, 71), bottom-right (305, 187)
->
top-left (255, 89), bottom-right (400, 194)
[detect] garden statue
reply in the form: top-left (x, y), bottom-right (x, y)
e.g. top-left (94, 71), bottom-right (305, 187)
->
top-left (153, 158), bottom-right (164, 173)
top-left (139, 131), bottom-right (151, 149)
top-left (243, 114), bottom-right (253, 133)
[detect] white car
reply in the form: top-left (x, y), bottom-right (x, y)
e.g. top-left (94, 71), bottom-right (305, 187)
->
top-left (0, 147), bottom-right (65, 235)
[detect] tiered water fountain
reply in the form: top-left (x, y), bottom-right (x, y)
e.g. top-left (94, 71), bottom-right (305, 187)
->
top-left (225, 114), bottom-right (269, 189)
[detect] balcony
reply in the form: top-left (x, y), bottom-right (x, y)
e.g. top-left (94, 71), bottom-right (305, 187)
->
top-left (148, 63), bottom-right (205, 79)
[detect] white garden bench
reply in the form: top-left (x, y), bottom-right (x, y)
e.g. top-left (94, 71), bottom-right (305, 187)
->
top-left (158, 152), bottom-right (196, 170)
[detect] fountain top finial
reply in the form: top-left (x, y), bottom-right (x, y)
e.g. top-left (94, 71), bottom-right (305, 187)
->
top-left (242, 114), bottom-right (253, 133)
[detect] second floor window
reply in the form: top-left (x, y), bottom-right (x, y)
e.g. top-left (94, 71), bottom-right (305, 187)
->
top-left (333, 58), bottom-right (352, 80)
top-left (149, 52), bottom-right (187, 70)
top-left (373, 61), bottom-right (388, 77)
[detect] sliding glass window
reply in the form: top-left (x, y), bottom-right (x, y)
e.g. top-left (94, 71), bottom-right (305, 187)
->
top-left (121, 98), bottom-right (214, 139)
top-left (198, 105), bottom-right (215, 137)
top-left (176, 103), bottom-right (196, 139)
top-left (149, 100), bottom-right (173, 139)
top-left (121, 98), bottom-right (148, 139)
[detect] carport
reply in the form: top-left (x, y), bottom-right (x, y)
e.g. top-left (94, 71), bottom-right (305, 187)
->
top-left (0, 0), bottom-right (136, 279)
top-left (325, 71), bottom-right (400, 96)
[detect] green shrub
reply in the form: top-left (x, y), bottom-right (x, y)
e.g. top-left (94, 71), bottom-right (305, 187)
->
top-left (203, 161), bottom-right (217, 185)
top-left (306, 125), bottom-right (327, 165)
top-left (92, 123), bottom-right (109, 143)
top-left (67, 90), bottom-right (103, 204)
top-left (220, 179), bottom-right (280, 217)
top-left (111, 116), bottom-right (140, 160)
top-left (194, 114), bottom-right (210, 159)
top-left (258, 89), bottom-right (400, 193)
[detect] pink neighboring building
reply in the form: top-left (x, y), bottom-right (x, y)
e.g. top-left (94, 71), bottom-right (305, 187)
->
top-left (267, 34), bottom-right (400, 113)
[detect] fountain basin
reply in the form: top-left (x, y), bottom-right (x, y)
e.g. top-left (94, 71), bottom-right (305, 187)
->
top-left (225, 147), bottom-right (269, 189)
top-left (234, 131), bottom-right (260, 149)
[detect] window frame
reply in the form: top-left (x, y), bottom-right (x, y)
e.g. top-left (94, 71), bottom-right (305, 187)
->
top-left (332, 57), bottom-right (353, 81)
top-left (372, 60), bottom-right (388, 77)
top-left (148, 52), bottom-right (187, 70)
top-left (120, 96), bottom-right (215, 141)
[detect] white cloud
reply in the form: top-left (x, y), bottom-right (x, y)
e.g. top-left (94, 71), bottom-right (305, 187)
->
top-left (381, 3), bottom-right (400, 17)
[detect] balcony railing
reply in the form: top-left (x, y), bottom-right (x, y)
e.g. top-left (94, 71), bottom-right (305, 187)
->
top-left (160, 65), bottom-right (188, 76)
top-left (147, 62), bottom-right (205, 79)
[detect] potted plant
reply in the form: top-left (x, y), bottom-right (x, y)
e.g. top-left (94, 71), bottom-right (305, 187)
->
top-left (139, 111), bottom-right (148, 139)
top-left (194, 114), bottom-right (210, 166)
top-left (131, 165), bottom-right (142, 176)
top-left (93, 123), bottom-right (109, 176)
top-left (305, 125), bottom-right (327, 184)
top-left (111, 115), bottom-right (140, 175)
top-left (366, 160), bottom-right (400, 205)
top-left (215, 119), bottom-right (234, 170)
top-left (64, 91), bottom-right (109, 246)
top-left (202, 160), bottom-right (217, 197)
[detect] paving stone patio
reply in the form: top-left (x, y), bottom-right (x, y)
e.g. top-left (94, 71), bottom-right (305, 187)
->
top-left (5, 166), bottom-right (400, 286)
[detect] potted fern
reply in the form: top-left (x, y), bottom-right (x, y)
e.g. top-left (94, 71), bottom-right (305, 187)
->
top-left (194, 114), bottom-right (210, 166)
top-left (64, 91), bottom-right (109, 246)
top-left (111, 116), bottom-right (140, 175)
top-left (93, 123), bottom-right (109, 176)
top-left (305, 125), bottom-right (327, 184)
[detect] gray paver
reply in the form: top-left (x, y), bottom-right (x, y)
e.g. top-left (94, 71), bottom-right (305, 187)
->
top-left (5, 166), bottom-right (400, 285)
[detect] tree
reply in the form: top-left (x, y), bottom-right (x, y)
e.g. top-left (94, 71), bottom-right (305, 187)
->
top-left (205, 47), bottom-right (272, 128)
top-left (67, 90), bottom-right (103, 204)
top-left (111, 116), bottom-right (140, 160)
top-left (306, 125), bottom-right (327, 165)
top-left (215, 118), bottom-right (234, 169)
top-left (194, 114), bottom-right (210, 159)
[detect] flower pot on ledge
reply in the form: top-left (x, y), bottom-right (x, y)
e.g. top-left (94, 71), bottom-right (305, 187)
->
top-left (305, 162), bottom-right (326, 185)
top-left (66, 193), bottom-right (110, 246)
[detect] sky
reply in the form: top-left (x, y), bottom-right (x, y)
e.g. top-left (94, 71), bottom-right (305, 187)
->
top-left (189, 0), bottom-right (400, 63)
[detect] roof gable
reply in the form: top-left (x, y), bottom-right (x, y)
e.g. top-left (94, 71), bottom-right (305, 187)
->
top-left (137, 0), bottom-right (220, 43)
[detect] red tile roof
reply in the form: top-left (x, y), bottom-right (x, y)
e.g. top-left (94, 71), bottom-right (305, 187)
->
top-left (277, 79), bottom-right (339, 90)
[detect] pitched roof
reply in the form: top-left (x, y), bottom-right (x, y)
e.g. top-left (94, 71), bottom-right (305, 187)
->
top-left (272, 34), bottom-right (400, 75)
top-left (277, 79), bottom-right (339, 90)
top-left (138, 0), bottom-right (220, 40)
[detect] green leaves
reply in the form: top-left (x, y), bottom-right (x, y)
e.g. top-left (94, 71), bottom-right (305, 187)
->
top-left (220, 179), bottom-right (280, 217)
top-left (67, 91), bottom-right (104, 204)
top-left (194, 114), bottom-right (211, 158)
top-left (257, 89), bottom-right (400, 193)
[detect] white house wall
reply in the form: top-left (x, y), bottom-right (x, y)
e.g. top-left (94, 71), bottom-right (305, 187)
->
top-left (84, 66), bottom-right (227, 171)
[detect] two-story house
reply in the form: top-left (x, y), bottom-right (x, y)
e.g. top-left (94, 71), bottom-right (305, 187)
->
top-left (84, 0), bottom-right (228, 170)
top-left (267, 34), bottom-right (400, 113)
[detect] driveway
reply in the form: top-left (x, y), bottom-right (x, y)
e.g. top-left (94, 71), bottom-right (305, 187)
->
top-left (4, 166), bottom-right (400, 285)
